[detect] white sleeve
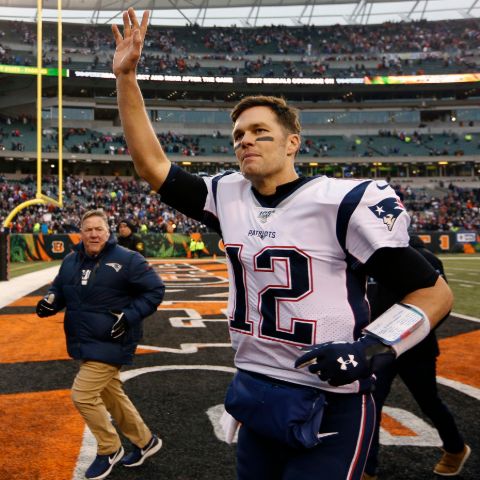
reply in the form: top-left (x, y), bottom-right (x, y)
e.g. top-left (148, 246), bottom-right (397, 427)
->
top-left (202, 175), bottom-right (219, 218)
top-left (346, 181), bottom-right (410, 263)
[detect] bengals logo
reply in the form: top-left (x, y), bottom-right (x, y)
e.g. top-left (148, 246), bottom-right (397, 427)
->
top-left (51, 241), bottom-right (64, 253)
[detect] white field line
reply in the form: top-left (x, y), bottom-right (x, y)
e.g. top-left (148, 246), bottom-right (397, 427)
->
top-left (0, 265), bottom-right (60, 308)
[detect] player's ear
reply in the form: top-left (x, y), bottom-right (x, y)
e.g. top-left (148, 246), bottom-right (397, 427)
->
top-left (287, 134), bottom-right (300, 157)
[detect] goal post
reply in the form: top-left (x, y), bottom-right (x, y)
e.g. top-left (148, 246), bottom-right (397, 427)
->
top-left (2, 1), bottom-right (64, 239)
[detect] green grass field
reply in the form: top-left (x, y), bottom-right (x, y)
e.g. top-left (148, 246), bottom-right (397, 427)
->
top-left (9, 255), bottom-right (480, 318)
top-left (440, 255), bottom-right (480, 318)
top-left (9, 260), bottom-right (62, 278)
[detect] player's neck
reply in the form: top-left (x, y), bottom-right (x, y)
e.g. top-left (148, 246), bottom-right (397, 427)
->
top-left (252, 176), bottom-right (305, 208)
top-left (252, 172), bottom-right (299, 196)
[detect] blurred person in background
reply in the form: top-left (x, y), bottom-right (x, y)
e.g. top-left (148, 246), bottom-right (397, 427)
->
top-left (363, 235), bottom-right (470, 479)
top-left (117, 217), bottom-right (146, 256)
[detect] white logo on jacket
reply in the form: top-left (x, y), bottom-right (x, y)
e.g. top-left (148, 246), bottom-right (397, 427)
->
top-left (81, 269), bottom-right (91, 285)
top-left (106, 263), bottom-right (122, 272)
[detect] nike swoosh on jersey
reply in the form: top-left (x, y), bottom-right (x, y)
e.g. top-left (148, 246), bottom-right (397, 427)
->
top-left (376, 184), bottom-right (389, 190)
top-left (317, 432), bottom-right (339, 439)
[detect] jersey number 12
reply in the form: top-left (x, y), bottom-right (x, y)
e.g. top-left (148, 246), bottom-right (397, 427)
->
top-left (226, 245), bottom-right (315, 345)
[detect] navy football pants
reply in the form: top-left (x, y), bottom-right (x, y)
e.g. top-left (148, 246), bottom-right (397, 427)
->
top-left (236, 391), bottom-right (375, 480)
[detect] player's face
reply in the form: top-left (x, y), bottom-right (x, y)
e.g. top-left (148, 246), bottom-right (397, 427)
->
top-left (118, 222), bottom-right (132, 237)
top-left (81, 216), bottom-right (110, 256)
top-left (232, 106), bottom-right (299, 191)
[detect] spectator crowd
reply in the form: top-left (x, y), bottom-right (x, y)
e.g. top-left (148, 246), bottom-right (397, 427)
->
top-left (1, 115), bottom-right (480, 160)
top-left (0, 17), bottom-right (479, 78)
top-left (0, 175), bottom-right (208, 235)
top-left (0, 175), bottom-right (478, 234)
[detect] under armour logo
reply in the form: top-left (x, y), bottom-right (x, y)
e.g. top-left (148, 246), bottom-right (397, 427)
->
top-left (106, 263), bottom-right (122, 272)
top-left (337, 355), bottom-right (358, 370)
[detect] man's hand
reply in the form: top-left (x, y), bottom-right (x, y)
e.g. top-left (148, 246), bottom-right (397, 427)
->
top-left (294, 336), bottom-right (395, 387)
top-left (36, 293), bottom-right (57, 318)
top-left (110, 310), bottom-right (128, 339)
top-left (112, 8), bottom-right (149, 77)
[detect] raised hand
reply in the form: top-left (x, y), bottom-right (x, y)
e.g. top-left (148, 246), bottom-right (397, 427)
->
top-left (112, 8), bottom-right (149, 77)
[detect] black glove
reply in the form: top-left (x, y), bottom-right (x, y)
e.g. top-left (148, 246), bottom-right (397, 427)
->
top-left (110, 310), bottom-right (128, 339)
top-left (294, 336), bottom-right (395, 387)
top-left (36, 293), bottom-right (57, 318)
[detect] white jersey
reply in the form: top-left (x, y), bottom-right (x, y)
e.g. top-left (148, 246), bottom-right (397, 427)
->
top-left (203, 173), bottom-right (410, 393)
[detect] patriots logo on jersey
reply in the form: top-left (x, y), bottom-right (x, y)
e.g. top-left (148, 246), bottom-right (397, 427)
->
top-left (368, 197), bottom-right (405, 231)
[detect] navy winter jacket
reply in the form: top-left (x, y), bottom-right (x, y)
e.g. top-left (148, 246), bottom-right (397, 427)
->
top-left (48, 235), bottom-right (165, 365)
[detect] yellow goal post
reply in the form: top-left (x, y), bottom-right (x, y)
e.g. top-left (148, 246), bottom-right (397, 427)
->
top-left (2, 0), bottom-right (64, 229)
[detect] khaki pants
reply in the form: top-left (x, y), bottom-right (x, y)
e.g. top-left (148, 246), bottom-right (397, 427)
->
top-left (71, 360), bottom-right (151, 455)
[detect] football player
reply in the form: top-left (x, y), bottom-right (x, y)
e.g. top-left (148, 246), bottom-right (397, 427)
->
top-left (112, 9), bottom-right (453, 479)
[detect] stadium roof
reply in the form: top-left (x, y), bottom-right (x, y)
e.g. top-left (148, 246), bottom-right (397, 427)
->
top-left (0, 0), bottom-right (478, 26)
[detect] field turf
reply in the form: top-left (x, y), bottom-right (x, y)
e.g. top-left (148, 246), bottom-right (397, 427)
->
top-left (0, 257), bottom-right (478, 479)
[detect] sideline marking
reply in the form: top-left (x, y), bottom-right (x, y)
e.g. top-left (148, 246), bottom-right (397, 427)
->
top-left (451, 312), bottom-right (480, 323)
top-left (449, 278), bottom-right (480, 286)
top-left (170, 318), bottom-right (228, 328)
top-left (138, 343), bottom-right (232, 353)
top-left (436, 376), bottom-right (480, 400)
top-left (380, 407), bottom-right (441, 447)
top-left (0, 265), bottom-right (60, 308)
top-left (441, 257), bottom-right (480, 261)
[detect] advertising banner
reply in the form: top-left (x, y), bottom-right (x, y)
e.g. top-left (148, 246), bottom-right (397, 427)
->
top-left (9, 232), bottom-right (225, 261)
top-left (7, 231), bottom-right (477, 261)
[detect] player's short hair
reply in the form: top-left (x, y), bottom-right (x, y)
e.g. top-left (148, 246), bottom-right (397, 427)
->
top-left (230, 96), bottom-right (301, 135)
top-left (81, 209), bottom-right (109, 230)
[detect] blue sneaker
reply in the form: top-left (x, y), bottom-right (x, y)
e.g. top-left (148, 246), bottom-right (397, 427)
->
top-left (85, 446), bottom-right (124, 480)
top-left (122, 435), bottom-right (162, 467)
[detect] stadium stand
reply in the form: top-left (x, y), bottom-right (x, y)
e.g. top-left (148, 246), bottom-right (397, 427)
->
top-left (0, 14), bottom-right (479, 233)
top-left (1, 174), bottom-right (478, 233)
top-left (0, 4), bottom-right (478, 480)
top-left (1, 18), bottom-right (480, 77)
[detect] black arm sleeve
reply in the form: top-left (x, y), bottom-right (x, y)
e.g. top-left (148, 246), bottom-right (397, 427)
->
top-left (157, 164), bottom-right (208, 222)
top-left (365, 246), bottom-right (439, 300)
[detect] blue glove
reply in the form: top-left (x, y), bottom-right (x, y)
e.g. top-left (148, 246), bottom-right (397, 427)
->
top-left (294, 336), bottom-right (395, 387)
top-left (110, 310), bottom-right (128, 339)
top-left (36, 293), bottom-right (57, 318)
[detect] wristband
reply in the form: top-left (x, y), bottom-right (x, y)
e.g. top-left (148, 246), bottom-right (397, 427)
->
top-left (364, 303), bottom-right (430, 357)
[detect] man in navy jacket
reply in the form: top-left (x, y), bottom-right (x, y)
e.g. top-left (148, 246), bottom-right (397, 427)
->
top-left (36, 209), bottom-right (165, 480)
